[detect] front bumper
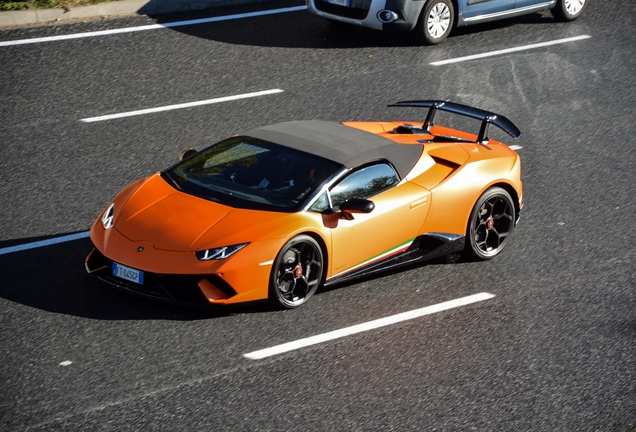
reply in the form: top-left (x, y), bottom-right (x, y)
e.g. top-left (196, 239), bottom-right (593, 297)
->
top-left (86, 220), bottom-right (283, 306)
top-left (307, 0), bottom-right (425, 32)
top-left (86, 247), bottom-right (238, 307)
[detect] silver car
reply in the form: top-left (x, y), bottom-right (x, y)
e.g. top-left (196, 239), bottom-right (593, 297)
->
top-left (307, 0), bottom-right (587, 44)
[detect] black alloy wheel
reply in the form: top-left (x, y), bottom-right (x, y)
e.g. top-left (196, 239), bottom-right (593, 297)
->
top-left (465, 187), bottom-right (516, 260)
top-left (270, 235), bottom-right (324, 309)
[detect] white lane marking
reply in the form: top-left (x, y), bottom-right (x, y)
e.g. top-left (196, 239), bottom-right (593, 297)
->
top-left (0, 231), bottom-right (89, 256)
top-left (0, 6), bottom-right (308, 48)
top-left (243, 292), bottom-right (496, 360)
top-left (79, 89), bottom-right (284, 123)
top-left (59, 361), bottom-right (73, 366)
top-left (509, 145), bottom-right (523, 151)
top-left (430, 35), bottom-right (591, 66)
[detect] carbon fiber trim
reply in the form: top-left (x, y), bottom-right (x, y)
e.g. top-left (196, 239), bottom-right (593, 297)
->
top-left (324, 233), bottom-right (465, 286)
top-left (388, 100), bottom-right (521, 143)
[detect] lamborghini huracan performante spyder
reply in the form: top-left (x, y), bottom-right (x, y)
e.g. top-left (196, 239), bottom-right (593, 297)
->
top-left (307, 0), bottom-right (587, 45)
top-left (86, 100), bottom-right (523, 309)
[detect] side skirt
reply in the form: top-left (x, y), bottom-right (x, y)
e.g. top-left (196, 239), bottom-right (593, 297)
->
top-left (457, 1), bottom-right (556, 27)
top-left (324, 233), bottom-right (464, 287)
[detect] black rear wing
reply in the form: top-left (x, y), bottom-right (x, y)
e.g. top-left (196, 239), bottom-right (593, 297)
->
top-left (388, 100), bottom-right (521, 144)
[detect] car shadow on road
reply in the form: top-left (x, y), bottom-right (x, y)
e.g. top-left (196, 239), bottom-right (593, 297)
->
top-left (148, 0), bottom-right (561, 50)
top-left (0, 233), bottom-right (274, 320)
top-left (1, 231), bottom-right (476, 319)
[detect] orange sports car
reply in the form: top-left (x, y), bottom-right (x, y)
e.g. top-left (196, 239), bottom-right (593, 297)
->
top-left (86, 100), bottom-right (522, 308)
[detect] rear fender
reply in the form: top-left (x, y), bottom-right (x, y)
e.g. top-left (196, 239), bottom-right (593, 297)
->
top-left (422, 158), bottom-right (520, 235)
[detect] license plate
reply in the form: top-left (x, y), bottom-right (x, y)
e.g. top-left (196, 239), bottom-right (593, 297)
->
top-left (112, 262), bottom-right (144, 285)
top-left (328, 0), bottom-right (350, 6)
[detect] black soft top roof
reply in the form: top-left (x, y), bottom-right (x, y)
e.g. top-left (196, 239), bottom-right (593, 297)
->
top-left (243, 120), bottom-right (423, 179)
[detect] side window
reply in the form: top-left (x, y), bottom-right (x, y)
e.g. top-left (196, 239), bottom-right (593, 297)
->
top-left (330, 163), bottom-right (399, 211)
top-left (309, 191), bottom-right (330, 212)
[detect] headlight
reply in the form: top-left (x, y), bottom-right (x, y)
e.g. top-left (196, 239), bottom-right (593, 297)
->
top-left (101, 203), bottom-right (115, 230)
top-left (196, 243), bottom-right (249, 260)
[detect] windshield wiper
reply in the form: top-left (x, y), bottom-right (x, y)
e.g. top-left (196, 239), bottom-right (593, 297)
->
top-left (160, 171), bottom-right (181, 190)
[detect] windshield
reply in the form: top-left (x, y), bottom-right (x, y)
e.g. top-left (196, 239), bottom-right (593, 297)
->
top-left (163, 136), bottom-right (342, 212)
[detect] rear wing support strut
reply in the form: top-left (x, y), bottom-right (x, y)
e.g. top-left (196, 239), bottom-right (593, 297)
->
top-left (388, 100), bottom-right (521, 145)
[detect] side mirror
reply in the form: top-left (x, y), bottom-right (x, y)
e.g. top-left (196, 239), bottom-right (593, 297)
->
top-left (339, 198), bottom-right (375, 220)
top-left (180, 148), bottom-right (197, 161)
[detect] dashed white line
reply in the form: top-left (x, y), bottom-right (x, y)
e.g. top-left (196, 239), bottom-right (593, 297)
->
top-left (0, 6), bottom-right (308, 47)
top-left (430, 35), bottom-right (591, 66)
top-left (509, 145), bottom-right (523, 151)
top-left (243, 292), bottom-right (496, 360)
top-left (0, 231), bottom-right (89, 256)
top-left (79, 89), bottom-right (284, 123)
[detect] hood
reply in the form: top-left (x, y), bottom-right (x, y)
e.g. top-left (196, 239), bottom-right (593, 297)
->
top-left (114, 174), bottom-right (286, 251)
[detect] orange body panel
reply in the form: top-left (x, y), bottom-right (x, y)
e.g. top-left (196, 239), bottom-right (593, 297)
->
top-left (345, 122), bottom-right (522, 237)
top-left (328, 182), bottom-right (430, 275)
top-left (90, 186), bottom-right (335, 304)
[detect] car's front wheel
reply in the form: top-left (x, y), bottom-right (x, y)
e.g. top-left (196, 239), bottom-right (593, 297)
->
top-left (551, 0), bottom-right (587, 21)
top-left (269, 235), bottom-right (324, 309)
top-left (465, 187), bottom-right (516, 260)
top-left (414, 0), bottom-right (454, 45)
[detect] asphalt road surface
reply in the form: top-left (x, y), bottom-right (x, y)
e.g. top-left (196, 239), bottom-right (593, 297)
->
top-left (1, 0), bottom-right (634, 430)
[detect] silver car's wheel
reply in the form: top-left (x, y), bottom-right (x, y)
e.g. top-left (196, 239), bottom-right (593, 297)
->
top-left (465, 187), bottom-right (516, 260)
top-left (551, 0), bottom-right (587, 21)
top-left (269, 235), bottom-right (324, 309)
top-left (427, 3), bottom-right (451, 39)
top-left (415, 0), bottom-right (454, 45)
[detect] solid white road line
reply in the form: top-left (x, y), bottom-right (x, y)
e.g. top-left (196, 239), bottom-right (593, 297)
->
top-left (430, 35), bottom-right (591, 66)
top-left (0, 6), bottom-right (308, 48)
top-left (0, 231), bottom-right (89, 256)
top-left (243, 292), bottom-right (496, 360)
top-left (79, 89), bottom-right (284, 122)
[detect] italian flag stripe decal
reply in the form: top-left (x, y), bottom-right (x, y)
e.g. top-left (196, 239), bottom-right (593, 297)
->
top-left (329, 239), bottom-right (415, 280)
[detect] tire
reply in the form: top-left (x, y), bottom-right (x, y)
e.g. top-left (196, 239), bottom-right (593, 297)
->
top-left (269, 235), bottom-right (325, 309)
top-left (551, 0), bottom-right (587, 21)
top-left (464, 187), bottom-right (516, 261)
top-left (414, 0), bottom-right (454, 45)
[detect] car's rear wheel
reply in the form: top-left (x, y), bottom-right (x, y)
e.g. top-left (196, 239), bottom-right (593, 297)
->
top-left (414, 0), bottom-right (454, 45)
top-left (269, 235), bottom-right (324, 309)
top-left (551, 0), bottom-right (587, 21)
top-left (465, 187), bottom-right (515, 260)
